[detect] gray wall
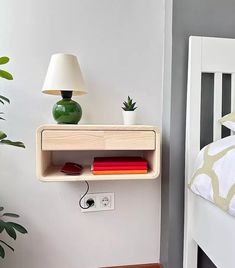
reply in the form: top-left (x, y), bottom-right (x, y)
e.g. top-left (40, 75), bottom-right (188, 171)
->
top-left (160, 0), bottom-right (172, 267)
top-left (0, 1), bottom-right (164, 267)
top-left (161, 0), bottom-right (235, 267)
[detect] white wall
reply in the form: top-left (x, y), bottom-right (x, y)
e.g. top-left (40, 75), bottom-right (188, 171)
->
top-left (0, 1), bottom-right (165, 267)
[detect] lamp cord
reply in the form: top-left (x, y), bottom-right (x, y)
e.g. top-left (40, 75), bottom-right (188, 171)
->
top-left (79, 181), bottom-right (92, 209)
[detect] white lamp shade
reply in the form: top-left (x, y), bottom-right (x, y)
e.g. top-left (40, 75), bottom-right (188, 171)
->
top-left (42, 53), bottom-right (87, 96)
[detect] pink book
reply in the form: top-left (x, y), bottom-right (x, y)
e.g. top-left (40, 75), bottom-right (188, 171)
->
top-left (93, 164), bottom-right (148, 171)
top-left (93, 156), bottom-right (147, 167)
top-left (93, 170), bottom-right (148, 175)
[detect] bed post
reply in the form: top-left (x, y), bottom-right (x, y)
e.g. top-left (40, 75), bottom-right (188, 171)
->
top-left (183, 36), bottom-right (202, 268)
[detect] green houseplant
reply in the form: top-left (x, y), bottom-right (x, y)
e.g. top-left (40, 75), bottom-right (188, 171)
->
top-left (0, 208), bottom-right (27, 258)
top-left (0, 56), bottom-right (25, 148)
top-left (0, 56), bottom-right (27, 259)
top-left (122, 96), bottom-right (138, 125)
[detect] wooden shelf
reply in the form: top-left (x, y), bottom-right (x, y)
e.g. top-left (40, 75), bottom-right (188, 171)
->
top-left (36, 125), bottom-right (160, 181)
top-left (42, 165), bottom-right (158, 182)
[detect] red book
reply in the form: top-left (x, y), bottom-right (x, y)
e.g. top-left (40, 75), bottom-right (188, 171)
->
top-left (92, 164), bottom-right (147, 171)
top-left (93, 157), bottom-right (147, 167)
top-left (93, 170), bottom-right (148, 175)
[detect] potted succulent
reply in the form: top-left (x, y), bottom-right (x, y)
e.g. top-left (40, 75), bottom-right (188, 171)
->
top-left (0, 56), bottom-right (27, 259)
top-left (122, 96), bottom-right (137, 125)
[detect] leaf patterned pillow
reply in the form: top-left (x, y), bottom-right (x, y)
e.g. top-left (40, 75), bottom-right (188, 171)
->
top-left (219, 112), bottom-right (235, 131)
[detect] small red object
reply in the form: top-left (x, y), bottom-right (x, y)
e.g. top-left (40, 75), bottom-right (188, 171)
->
top-left (61, 162), bottom-right (83, 175)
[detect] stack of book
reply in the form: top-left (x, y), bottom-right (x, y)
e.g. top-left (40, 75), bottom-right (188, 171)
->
top-left (92, 156), bottom-right (148, 175)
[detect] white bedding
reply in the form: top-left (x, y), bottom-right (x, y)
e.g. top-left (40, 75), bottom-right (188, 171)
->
top-left (190, 135), bottom-right (235, 216)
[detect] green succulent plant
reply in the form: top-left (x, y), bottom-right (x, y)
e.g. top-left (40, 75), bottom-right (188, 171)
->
top-left (0, 207), bottom-right (28, 258)
top-left (0, 56), bottom-right (25, 148)
top-left (122, 96), bottom-right (137, 111)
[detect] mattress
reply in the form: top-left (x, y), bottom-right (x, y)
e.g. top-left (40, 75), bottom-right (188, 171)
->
top-left (189, 135), bottom-right (235, 216)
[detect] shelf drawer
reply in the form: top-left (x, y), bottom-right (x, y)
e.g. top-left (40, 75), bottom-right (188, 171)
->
top-left (42, 130), bottom-right (104, 150)
top-left (104, 130), bottom-right (155, 150)
top-left (41, 130), bottom-right (155, 151)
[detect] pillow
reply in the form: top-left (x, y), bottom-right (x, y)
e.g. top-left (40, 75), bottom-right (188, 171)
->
top-left (219, 112), bottom-right (235, 131)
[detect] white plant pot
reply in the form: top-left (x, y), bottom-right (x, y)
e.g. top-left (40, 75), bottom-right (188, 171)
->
top-left (122, 110), bottom-right (137, 125)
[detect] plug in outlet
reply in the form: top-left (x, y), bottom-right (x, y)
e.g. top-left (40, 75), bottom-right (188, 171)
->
top-left (81, 193), bottom-right (114, 212)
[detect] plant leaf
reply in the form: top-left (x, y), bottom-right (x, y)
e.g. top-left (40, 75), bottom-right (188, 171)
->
top-left (0, 245), bottom-right (5, 258)
top-left (7, 222), bottom-right (27, 234)
top-left (0, 131), bottom-right (7, 140)
top-left (0, 207), bottom-right (4, 211)
top-left (4, 224), bottom-right (17, 240)
top-left (0, 95), bottom-right (10, 104)
top-left (0, 240), bottom-right (14, 252)
top-left (0, 70), bottom-right (13, 80)
top-left (0, 117), bottom-right (5, 120)
top-left (0, 140), bottom-right (25, 148)
top-left (132, 102), bottom-right (136, 107)
top-left (0, 221), bottom-right (5, 233)
top-left (0, 57), bottom-right (9, 65)
top-left (0, 99), bottom-right (4, 105)
top-left (2, 213), bottom-right (19, 218)
top-left (123, 102), bottom-right (129, 108)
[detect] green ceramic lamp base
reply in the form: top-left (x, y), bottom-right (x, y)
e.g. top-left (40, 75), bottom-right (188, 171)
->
top-left (52, 91), bottom-right (82, 124)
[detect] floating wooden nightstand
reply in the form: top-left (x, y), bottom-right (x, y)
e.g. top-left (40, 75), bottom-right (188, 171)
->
top-left (36, 125), bottom-right (160, 181)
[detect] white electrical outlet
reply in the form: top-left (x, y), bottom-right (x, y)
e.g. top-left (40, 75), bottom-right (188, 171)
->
top-left (80, 192), bottom-right (114, 212)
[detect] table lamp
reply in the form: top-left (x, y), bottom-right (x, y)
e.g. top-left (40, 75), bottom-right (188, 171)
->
top-left (42, 53), bottom-right (87, 124)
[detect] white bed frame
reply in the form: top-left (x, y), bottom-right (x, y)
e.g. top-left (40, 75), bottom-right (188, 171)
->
top-left (184, 36), bottom-right (235, 268)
